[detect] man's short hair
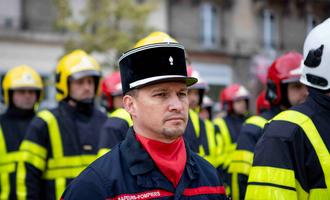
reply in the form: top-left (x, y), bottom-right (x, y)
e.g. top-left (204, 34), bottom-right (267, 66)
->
top-left (125, 89), bottom-right (139, 98)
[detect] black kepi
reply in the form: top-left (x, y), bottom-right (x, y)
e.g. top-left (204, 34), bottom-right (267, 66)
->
top-left (118, 42), bottom-right (197, 94)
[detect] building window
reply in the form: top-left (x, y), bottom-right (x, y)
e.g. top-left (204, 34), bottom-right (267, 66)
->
top-left (262, 9), bottom-right (276, 50)
top-left (200, 2), bottom-right (219, 49)
top-left (306, 14), bottom-right (317, 33)
top-left (4, 18), bottom-right (13, 28)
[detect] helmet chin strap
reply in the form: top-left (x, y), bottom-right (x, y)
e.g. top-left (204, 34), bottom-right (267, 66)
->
top-left (8, 102), bottom-right (35, 118)
top-left (68, 96), bottom-right (95, 116)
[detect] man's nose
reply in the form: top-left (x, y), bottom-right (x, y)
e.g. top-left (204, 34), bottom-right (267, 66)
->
top-left (168, 95), bottom-right (184, 111)
top-left (83, 81), bottom-right (93, 90)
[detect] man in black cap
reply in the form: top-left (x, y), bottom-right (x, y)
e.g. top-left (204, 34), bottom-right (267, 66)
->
top-left (61, 33), bottom-right (227, 200)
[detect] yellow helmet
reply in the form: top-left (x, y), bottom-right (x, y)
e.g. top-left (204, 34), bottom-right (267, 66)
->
top-left (134, 31), bottom-right (178, 48)
top-left (133, 31), bottom-right (192, 64)
top-left (2, 65), bottom-right (43, 105)
top-left (55, 49), bottom-right (101, 101)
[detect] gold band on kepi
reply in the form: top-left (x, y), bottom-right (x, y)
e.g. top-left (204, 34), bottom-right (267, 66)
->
top-left (118, 42), bottom-right (198, 94)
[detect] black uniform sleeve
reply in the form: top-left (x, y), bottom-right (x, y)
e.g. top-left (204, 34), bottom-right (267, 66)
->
top-left (61, 167), bottom-right (107, 200)
top-left (236, 124), bottom-right (263, 152)
top-left (252, 121), bottom-right (300, 168)
top-left (229, 123), bottom-right (263, 200)
top-left (24, 117), bottom-right (50, 146)
top-left (98, 118), bottom-right (129, 150)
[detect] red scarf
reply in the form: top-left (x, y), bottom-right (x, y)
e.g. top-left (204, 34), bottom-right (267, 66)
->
top-left (136, 134), bottom-right (187, 187)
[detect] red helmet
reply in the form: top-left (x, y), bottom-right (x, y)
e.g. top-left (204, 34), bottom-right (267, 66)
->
top-left (256, 90), bottom-right (270, 115)
top-left (266, 51), bottom-right (303, 105)
top-left (101, 71), bottom-right (122, 110)
top-left (219, 83), bottom-right (250, 112)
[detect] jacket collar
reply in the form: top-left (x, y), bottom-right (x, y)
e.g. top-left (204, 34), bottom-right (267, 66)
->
top-left (5, 105), bottom-right (35, 119)
top-left (59, 101), bottom-right (94, 121)
top-left (59, 101), bottom-right (76, 118)
top-left (120, 128), bottom-right (198, 185)
top-left (120, 128), bottom-right (154, 175)
top-left (260, 106), bottom-right (282, 120)
top-left (308, 87), bottom-right (330, 112)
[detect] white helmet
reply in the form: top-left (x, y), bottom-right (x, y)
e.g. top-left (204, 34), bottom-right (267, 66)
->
top-left (300, 18), bottom-right (330, 90)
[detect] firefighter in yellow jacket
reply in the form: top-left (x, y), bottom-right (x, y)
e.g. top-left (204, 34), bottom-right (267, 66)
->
top-left (0, 65), bottom-right (43, 200)
top-left (186, 65), bottom-right (220, 167)
top-left (229, 51), bottom-right (308, 200)
top-left (246, 18), bottom-right (330, 199)
top-left (16, 50), bottom-right (108, 200)
top-left (213, 84), bottom-right (251, 196)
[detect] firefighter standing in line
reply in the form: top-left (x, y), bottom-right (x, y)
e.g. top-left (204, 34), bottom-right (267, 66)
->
top-left (0, 65), bottom-right (43, 200)
top-left (186, 66), bottom-right (209, 113)
top-left (100, 71), bottom-right (124, 113)
top-left (199, 95), bottom-right (214, 120)
top-left (62, 33), bottom-right (227, 200)
top-left (16, 50), bottom-right (108, 200)
top-left (213, 83), bottom-right (250, 195)
top-left (245, 18), bottom-right (330, 199)
top-left (228, 51), bottom-right (308, 200)
top-left (98, 71), bottom-right (132, 156)
top-left (185, 66), bottom-right (219, 167)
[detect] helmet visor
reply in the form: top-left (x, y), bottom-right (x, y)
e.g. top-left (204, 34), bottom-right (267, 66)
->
top-left (69, 70), bottom-right (101, 81)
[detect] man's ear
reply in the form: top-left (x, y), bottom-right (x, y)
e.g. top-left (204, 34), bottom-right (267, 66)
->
top-left (123, 95), bottom-right (135, 117)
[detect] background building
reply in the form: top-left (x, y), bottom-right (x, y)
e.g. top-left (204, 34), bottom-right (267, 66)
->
top-left (168, 0), bottom-right (329, 110)
top-left (1, 0), bottom-right (329, 113)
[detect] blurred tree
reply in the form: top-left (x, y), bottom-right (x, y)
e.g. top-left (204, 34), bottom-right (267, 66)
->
top-left (54, 0), bottom-right (155, 66)
top-left (54, 0), bottom-right (71, 30)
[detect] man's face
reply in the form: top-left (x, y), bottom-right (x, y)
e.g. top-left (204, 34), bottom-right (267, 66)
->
top-left (233, 99), bottom-right (248, 115)
top-left (69, 76), bottom-right (95, 101)
top-left (12, 89), bottom-right (38, 110)
top-left (188, 89), bottom-right (199, 109)
top-left (199, 108), bottom-right (210, 120)
top-left (287, 82), bottom-right (308, 106)
top-left (124, 82), bottom-right (189, 143)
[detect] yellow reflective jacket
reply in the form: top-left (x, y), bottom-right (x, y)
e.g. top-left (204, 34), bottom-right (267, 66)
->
top-left (0, 108), bottom-right (35, 200)
top-left (17, 101), bottom-right (108, 200)
top-left (246, 93), bottom-right (330, 200)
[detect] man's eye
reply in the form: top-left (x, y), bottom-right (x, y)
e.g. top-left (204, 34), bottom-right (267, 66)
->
top-left (179, 92), bottom-right (187, 97)
top-left (154, 93), bottom-right (166, 97)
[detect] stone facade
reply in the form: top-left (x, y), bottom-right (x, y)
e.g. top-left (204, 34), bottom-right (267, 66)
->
top-left (167, 0), bottom-right (330, 111)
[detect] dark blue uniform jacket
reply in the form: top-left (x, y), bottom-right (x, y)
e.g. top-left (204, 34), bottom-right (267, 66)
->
top-left (250, 88), bottom-right (330, 194)
top-left (62, 128), bottom-right (227, 200)
top-left (232, 106), bottom-right (281, 199)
